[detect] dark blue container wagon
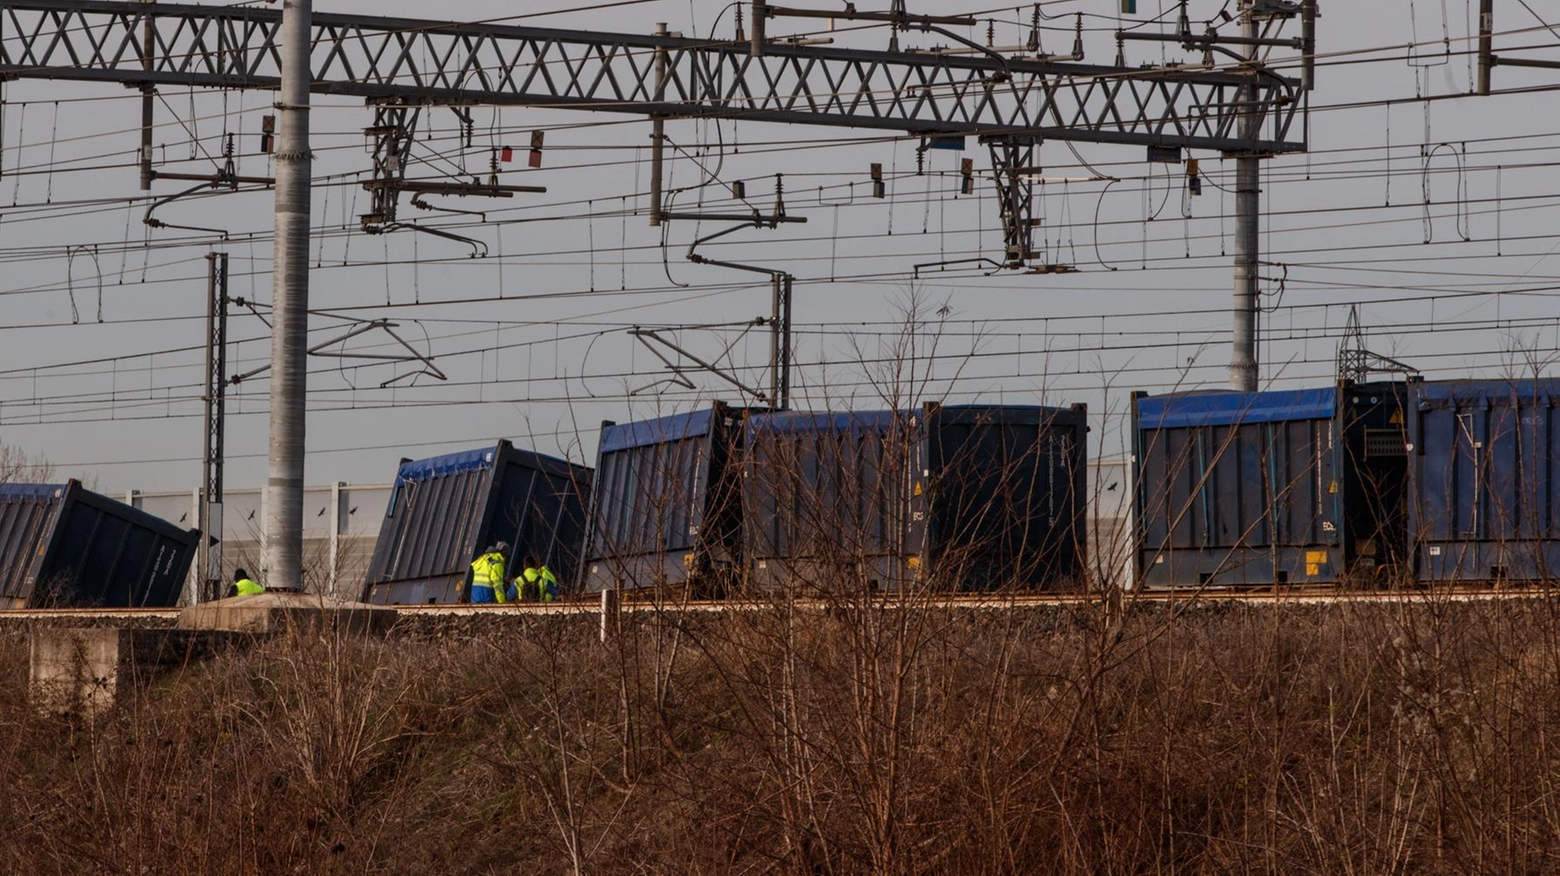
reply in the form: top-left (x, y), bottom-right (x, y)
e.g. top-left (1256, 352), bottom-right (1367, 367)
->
top-left (0, 480), bottom-right (199, 608)
top-left (742, 403), bottom-right (1088, 592)
top-left (1134, 382), bottom-right (1409, 588)
top-left (1408, 377), bottom-right (1560, 583)
top-left (361, 440), bottom-right (592, 604)
top-left (582, 402), bottom-right (748, 594)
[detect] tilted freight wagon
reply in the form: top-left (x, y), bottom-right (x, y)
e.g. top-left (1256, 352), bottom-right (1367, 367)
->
top-left (742, 403), bottom-right (1088, 592)
top-left (581, 402), bottom-right (747, 594)
top-left (361, 441), bottom-right (592, 604)
top-left (1408, 377), bottom-right (1560, 584)
top-left (1134, 382), bottom-right (1409, 588)
top-left (0, 480), bottom-right (199, 608)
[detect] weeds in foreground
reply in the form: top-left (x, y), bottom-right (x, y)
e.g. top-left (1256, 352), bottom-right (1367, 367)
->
top-left (3, 597), bottom-right (1560, 873)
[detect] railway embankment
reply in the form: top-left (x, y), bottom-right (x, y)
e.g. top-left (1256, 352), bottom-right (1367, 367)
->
top-left (3, 592), bottom-right (1559, 871)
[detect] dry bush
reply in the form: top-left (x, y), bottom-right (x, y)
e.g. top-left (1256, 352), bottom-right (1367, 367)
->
top-left (8, 584), bottom-right (1560, 873)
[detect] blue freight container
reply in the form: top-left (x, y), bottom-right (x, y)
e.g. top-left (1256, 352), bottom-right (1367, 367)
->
top-left (0, 480), bottom-right (198, 608)
top-left (1409, 378), bottom-right (1560, 583)
top-left (582, 402), bottom-right (747, 593)
top-left (743, 403), bottom-right (1088, 591)
top-left (361, 440), bottom-right (592, 604)
top-left (1134, 381), bottom-right (1408, 587)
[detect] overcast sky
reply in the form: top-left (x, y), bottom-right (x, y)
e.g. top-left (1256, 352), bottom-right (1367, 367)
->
top-left (0, 0), bottom-right (1557, 495)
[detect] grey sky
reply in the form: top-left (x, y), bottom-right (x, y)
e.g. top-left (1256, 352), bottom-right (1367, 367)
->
top-left (0, 0), bottom-right (1556, 495)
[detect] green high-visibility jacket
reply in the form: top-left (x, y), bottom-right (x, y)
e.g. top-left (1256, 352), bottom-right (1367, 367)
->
top-left (521, 566), bottom-right (558, 602)
top-left (234, 578), bottom-right (264, 597)
top-left (470, 552), bottom-right (508, 603)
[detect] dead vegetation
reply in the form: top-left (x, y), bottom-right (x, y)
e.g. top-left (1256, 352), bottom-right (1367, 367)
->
top-left (2, 594), bottom-right (1560, 873)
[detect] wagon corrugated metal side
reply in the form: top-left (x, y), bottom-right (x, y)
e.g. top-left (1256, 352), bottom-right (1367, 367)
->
top-left (361, 441), bottom-right (592, 605)
top-left (742, 403), bottom-right (1088, 592)
top-left (582, 402), bottom-right (747, 593)
top-left (1134, 382), bottom-right (1407, 588)
top-left (0, 480), bottom-right (198, 608)
top-left (1409, 378), bottom-right (1560, 583)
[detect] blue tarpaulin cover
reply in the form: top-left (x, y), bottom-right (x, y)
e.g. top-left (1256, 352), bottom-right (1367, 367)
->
top-left (601, 406), bottom-right (716, 453)
top-left (1413, 378), bottom-right (1560, 408)
top-left (1137, 387), bottom-right (1337, 430)
top-left (396, 446), bottom-right (497, 482)
top-left (0, 483), bottom-right (64, 502)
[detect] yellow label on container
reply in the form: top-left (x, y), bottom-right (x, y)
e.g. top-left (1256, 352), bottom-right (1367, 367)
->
top-left (1305, 550), bottom-right (1328, 577)
top-left (1389, 409), bottom-right (1404, 425)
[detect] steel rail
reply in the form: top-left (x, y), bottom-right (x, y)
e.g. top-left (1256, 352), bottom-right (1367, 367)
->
top-left (0, 586), bottom-right (1545, 621)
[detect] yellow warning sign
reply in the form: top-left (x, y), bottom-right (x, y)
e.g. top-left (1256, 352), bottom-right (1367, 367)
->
top-left (1389, 409), bottom-right (1404, 425)
top-left (1328, 480), bottom-right (1338, 494)
top-left (913, 482), bottom-right (923, 496)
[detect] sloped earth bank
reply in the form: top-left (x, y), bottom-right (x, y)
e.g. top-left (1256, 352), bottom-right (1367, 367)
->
top-left (2, 597), bottom-right (1559, 873)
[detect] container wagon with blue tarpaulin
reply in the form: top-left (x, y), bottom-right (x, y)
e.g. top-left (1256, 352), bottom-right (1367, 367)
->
top-left (1408, 377), bottom-right (1560, 584)
top-left (582, 402), bottom-right (747, 594)
top-left (1134, 382), bottom-right (1408, 588)
top-left (361, 440), bottom-right (592, 605)
top-left (742, 402), bottom-right (1088, 592)
top-left (0, 480), bottom-right (199, 608)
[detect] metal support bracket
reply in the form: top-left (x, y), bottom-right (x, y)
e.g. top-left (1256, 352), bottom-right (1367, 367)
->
top-left (231, 318), bottom-right (448, 388)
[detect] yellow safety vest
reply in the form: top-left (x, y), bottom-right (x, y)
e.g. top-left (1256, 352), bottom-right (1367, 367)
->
top-left (522, 566), bottom-right (558, 602)
top-left (234, 578), bottom-right (264, 596)
top-left (470, 552), bottom-right (507, 603)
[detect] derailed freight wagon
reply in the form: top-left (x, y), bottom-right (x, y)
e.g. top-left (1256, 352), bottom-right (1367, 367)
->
top-left (1134, 382), bottom-right (1409, 588)
top-left (582, 402), bottom-right (747, 594)
top-left (743, 403), bottom-right (1088, 591)
top-left (1409, 377), bottom-right (1560, 583)
top-left (361, 440), bottom-right (592, 604)
top-left (0, 480), bottom-right (199, 608)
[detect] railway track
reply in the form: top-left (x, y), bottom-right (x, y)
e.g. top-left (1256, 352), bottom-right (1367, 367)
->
top-left (0, 585), bottom-right (1548, 621)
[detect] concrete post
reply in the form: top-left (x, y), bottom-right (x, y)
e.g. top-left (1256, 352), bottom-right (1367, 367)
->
top-left (263, 0), bottom-right (313, 590)
top-left (1229, 1), bottom-right (1261, 392)
top-left (600, 588), bottom-right (621, 643)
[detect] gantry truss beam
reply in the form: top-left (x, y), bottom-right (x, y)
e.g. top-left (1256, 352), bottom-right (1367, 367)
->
top-left (0, 0), bottom-right (1305, 152)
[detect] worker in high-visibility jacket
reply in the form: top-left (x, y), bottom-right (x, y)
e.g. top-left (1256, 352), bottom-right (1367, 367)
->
top-left (518, 555), bottom-right (559, 603)
top-left (232, 568), bottom-right (264, 597)
top-left (468, 541), bottom-right (510, 604)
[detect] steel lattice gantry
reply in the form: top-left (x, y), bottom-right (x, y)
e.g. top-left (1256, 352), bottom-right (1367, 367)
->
top-left (0, 0), bottom-right (1305, 153)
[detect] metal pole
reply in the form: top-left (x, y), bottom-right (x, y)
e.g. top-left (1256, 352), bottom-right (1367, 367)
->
top-left (649, 22), bottom-right (667, 226)
top-left (264, 0), bottom-right (312, 591)
top-left (778, 273), bottom-right (792, 410)
top-left (1300, 0), bottom-right (1317, 91)
top-left (1229, 1), bottom-right (1260, 391)
top-left (199, 252), bottom-right (228, 604)
top-left (1477, 0), bottom-right (1494, 95)
top-left (751, 0), bottom-right (766, 57)
top-left (139, 2), bottom-right (154, 190)
top-left (769, 273), bottom-right (781, 408)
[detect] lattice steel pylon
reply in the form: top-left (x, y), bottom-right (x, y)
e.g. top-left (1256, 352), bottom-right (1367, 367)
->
top-left (987, 138), bottom-right (1038, 268)
top-left (1336, 306), bottom-right (1418, 384)
top-left (197, 251), bottom-right (227, 604)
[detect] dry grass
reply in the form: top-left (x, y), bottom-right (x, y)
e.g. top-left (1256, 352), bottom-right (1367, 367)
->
top-left (3, 596), bottom-right (1560, 873)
